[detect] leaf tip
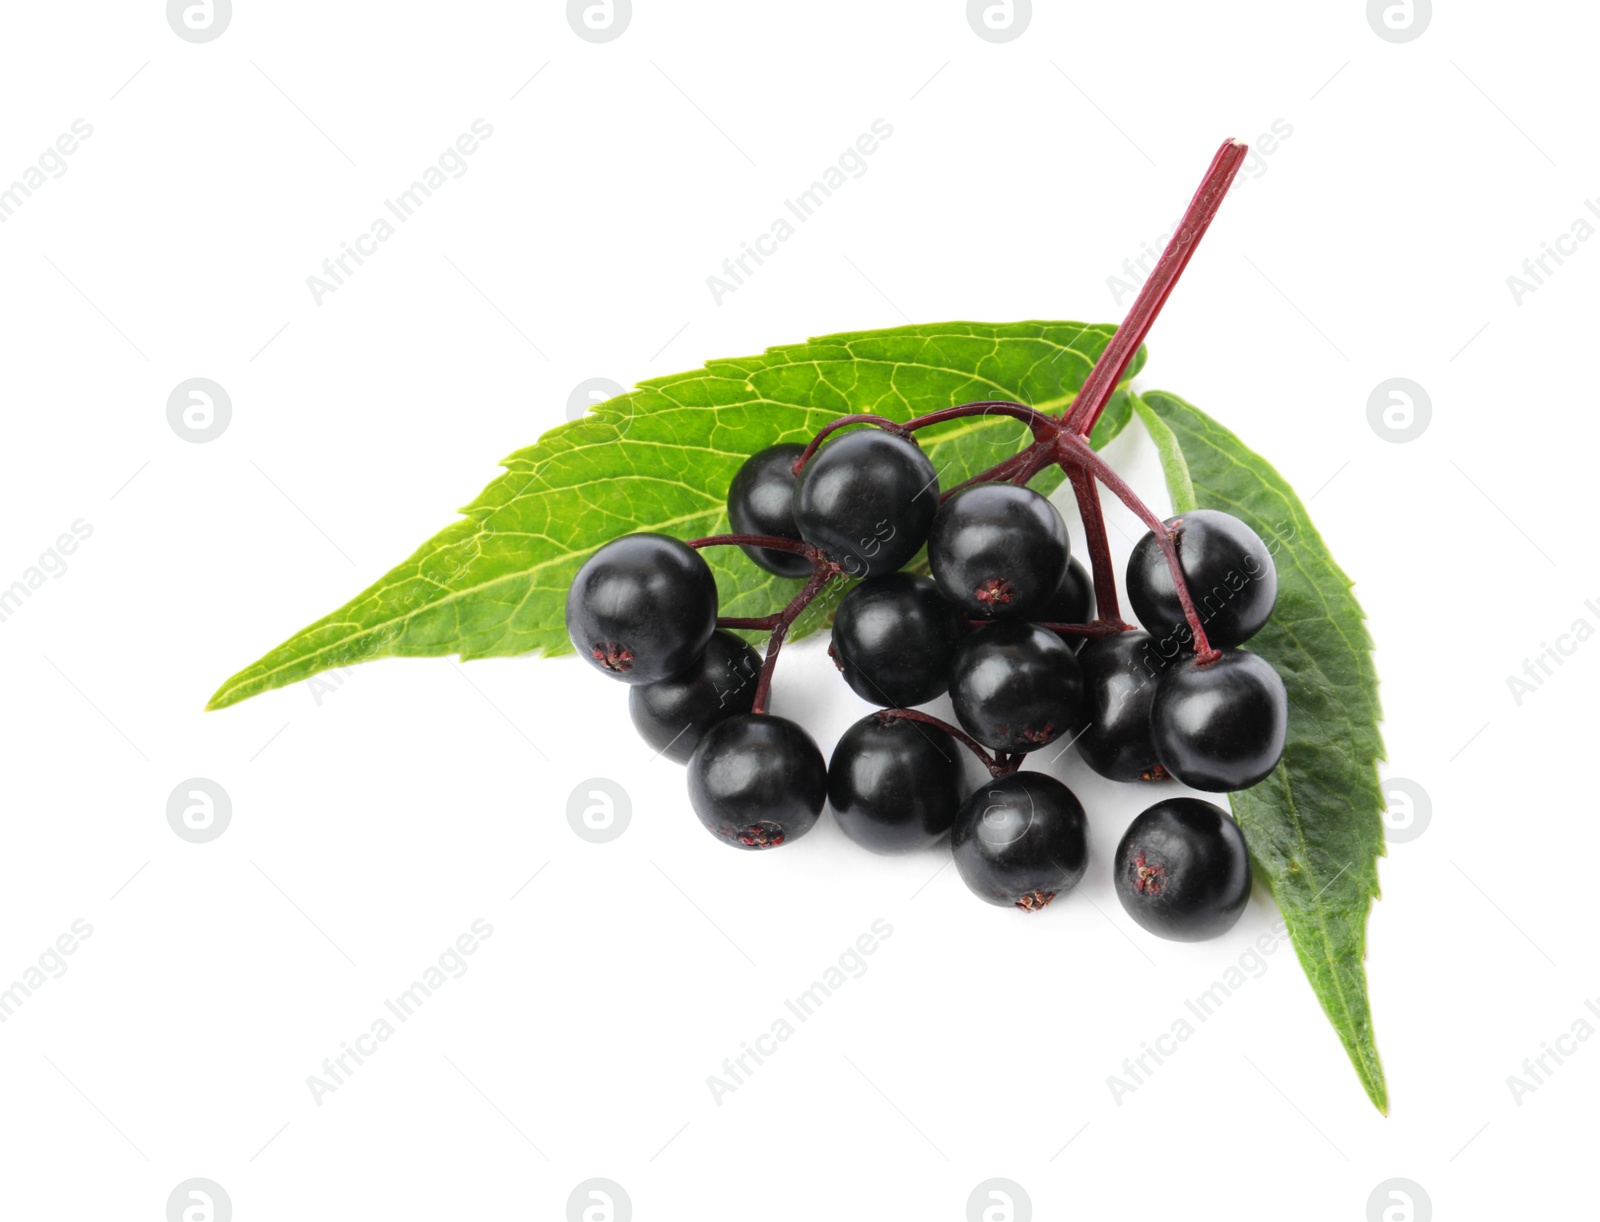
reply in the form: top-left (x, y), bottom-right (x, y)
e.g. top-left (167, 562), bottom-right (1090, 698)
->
top-left (204, 678), bottom-right (243, 713)
top-left (1358, 1055), bottom-right (1390, 1116)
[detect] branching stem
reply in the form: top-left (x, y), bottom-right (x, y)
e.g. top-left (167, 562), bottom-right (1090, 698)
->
top-left (698, 138), bottom-right (1244, 722)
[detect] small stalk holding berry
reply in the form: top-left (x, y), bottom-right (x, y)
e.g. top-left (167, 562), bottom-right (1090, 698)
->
top-left (566, 138), bottom-right (1283, 938)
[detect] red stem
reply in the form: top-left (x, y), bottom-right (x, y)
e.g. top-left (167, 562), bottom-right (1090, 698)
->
top-left (690, 533), bottom-right (844, 708)
top-left (874, 707), bottom-right (1020, 778)
top-left (939, 447), bottom-right (1040, 502)
top-left (795, 402), bottom-right (1057, 478)
top-left (1033, 621), bottom-right (1129, 639)
top-left (717, 615), bottom-right (781, 630)
top-left (792, 414), bottom-right (910, 473)
top-left (711, 137), bottom-right (1246, 713)
top-left (1067, 469), bottom-right (1129, 627)
top-left (1063, 138), bottom-right (1249, 438)
top-left (1007, 447), bottom-right (1057, 486)
top-left (689, 533), bottom-right (816, 557)
top-left (903, 401), bottom-right (1060, 441)
top-left (1055, 432), bottom-right (1216, 660)
top-left (961, 614), bottom-right (1123, 639)
top-left (749, 555), bottom-right (841, 714)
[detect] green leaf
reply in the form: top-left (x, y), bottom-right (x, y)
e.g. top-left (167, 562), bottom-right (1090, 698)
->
top-left (1088, 383), bottom-right (1135, 452)
top-left (1135, 390), bottom-right (1388, 1114)
top-left (1130, 394), bottom-right (1197, 515)
top-left (207, 321), bottom-right (1144, 711)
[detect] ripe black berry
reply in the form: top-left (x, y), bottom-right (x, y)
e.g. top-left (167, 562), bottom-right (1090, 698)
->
top-left (1150, 648), bottom-right (1287, 791)
top-left (1126, 509), bottom-right (1277, 650)
top-left (1037, 556), bottom-right (1094, 630)
top-left (726, 443), bottom-right (812, 578)
top-left (1114, 798), bottom-right (1252, 941)
top-left (566, 533), bottom-right (718, 684)
top-left (629, 630), bottom-right (761, 763)
top-left (792, 429), bottom-right (938, 577)
top-left (928, 484), bottom-right (1068, 618)
top-left (950, 622), bottom-right (1085, 753)
top-left (827, 714), bottom-right (966, 854)
top-left (687, 713), bottom-right (827, 849)
top-left (830, 573), bottom-right (963, 708)
top-left (1074, 630), bottom-right (1169, 782)
top-left (951, 772), bottom-right (1088, 910)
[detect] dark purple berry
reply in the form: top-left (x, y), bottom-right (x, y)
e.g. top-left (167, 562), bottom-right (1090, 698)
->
top-left (950, 622), bottom-right (1085, 753)
top-left (928, 483), bottom-right (1068, 618)
top-left (629, 630), bottom-right (761, 763)
top-left (827, 714), bottom-right (967, 854)
top-left (566, 533), bottom-right (717, 684)
top-left (1037, 556), bottom-right (1094, 629)
top-left (1074, 630), bottom-right (1169, 781)
top-left (1127, 509), bottom-right (1277, 651)
top-left (830, 573), bottom-right (963, 708)
top-left (1150, 648), bottom-right (1287, 791)
top-left (952, 772), bottom-right (1088, 911)
top-left (792, 429), bottom-right (938, 577)
top-left (1114, 798), bottom-right (1252, 941)
top-left (726, 443), bottom-right (811, 578)
top-left (686, 714), bottom-right (827, 850)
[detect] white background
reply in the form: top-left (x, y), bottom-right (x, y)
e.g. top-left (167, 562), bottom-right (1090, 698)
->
top-left (0, 2), bottom-right (1593, 1219)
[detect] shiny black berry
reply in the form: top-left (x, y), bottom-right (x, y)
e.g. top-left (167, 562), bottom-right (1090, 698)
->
top-left (952, 772), bottom-right (1089, 911)
top-left (1074, 630), bottom-right (1169, 782)
top-left (566, 533), bottom-right (718, 684)
top-left (686, 714), bottom-right (827, 849)
top-left (1150, 649), bottom-right (1287, 791)
top-left (928, 484), bottom-right (1068, 618)
top-left (629, 630), bottom-right (762, 763)
top-left (1037, 556), bottom-right (1094, 628)
top-left (830, 573), bottom-right (963, 708)
top-left (827, 714), bottom-right (966, 854)
top-left (1126, 509), bottom-right (1277, 650)
top-left (1114, 798), bottom-right (1252, 941)
top-left (950, 622), bottom-right (1085, 753)
top-left (792, 429), bottom-right (938, 577)
top-left (726, 443), bottom-right (811, 578)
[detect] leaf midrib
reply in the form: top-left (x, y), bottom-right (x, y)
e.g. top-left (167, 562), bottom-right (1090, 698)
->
top-left (221, 389), bottom-right (1094, 703)
top-left (1259, 764), bottom-right (1382, 1103)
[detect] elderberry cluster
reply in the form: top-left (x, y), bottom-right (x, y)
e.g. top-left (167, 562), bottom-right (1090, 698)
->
top-left (566, 415), bottom-right (1288, 941)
